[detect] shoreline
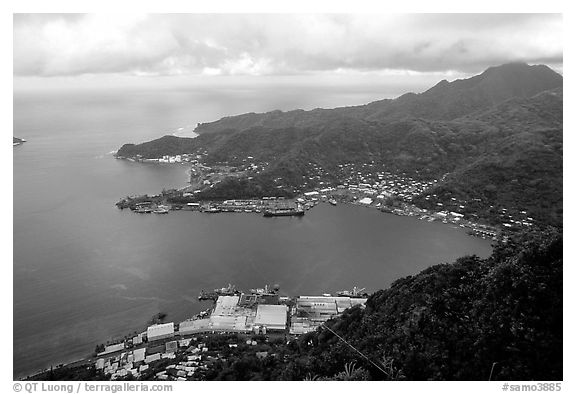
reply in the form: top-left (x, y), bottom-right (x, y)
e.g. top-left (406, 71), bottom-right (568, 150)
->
top-left (115, 189), bottom-right (502, 241)
top-left (19, 199), bottom-right (496, 380)
top-left (23, 286), bottom-right (370, 381)
top-left (112, 152), bottom-right (532, 235)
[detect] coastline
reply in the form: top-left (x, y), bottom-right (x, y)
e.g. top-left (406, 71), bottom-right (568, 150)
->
top-left (24, 196), bottom-right (492, 378)
top-left (114, 168), bottom-right (502, 242)
top-left (13, 137), bottom-right (26, 146)
top-left (23, 285), bottom-right (370, 381)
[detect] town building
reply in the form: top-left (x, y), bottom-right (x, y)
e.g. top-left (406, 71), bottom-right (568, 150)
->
top-left (147, 322), bottom-right (175, 342)
top-left (254, 304), bottom-right (288, 332)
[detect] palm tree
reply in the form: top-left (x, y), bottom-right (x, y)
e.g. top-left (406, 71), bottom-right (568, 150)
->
top-left (343, 361), bottom-right (357, 379)
top-left (303, 372), bottom-right (319, 381)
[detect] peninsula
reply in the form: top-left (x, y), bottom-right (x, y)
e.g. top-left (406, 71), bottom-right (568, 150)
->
top-left (116, 63), bottom-right (563, 231)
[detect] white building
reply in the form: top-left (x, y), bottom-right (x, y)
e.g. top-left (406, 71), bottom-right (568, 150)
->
top-left (254, 304), bottom-right (288, 331)
top-left (358, 197), bottom-right (373, 205)
top-left (132, 334), bottom-right (143, 345)
top-left (99, 343), bottom-right (124, 355)
top-left (147, 322), bottom-right (175, 342)
top-left (179, 318), bottom-right (211, 334)
top-left (295, 296), bottom-right (367, 322)
top-left (133, 348), bottom-right (146, 363)
top-left (212, 296), bottom-right (240, 316)
top-left (144, 353), bottom-right (161, 364)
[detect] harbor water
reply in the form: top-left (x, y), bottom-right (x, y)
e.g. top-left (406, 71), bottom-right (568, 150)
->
top-left (13, 86), bottom-right (493, 378)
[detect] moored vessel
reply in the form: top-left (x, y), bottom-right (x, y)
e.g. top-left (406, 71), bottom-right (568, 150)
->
top-left (336, 286), bottom-right (368, 298)
top-left (263, 208), bottom-right (304, 217)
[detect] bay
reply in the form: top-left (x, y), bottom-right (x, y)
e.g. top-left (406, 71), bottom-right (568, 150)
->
top-left (13, 86), bottom-right (492, 378)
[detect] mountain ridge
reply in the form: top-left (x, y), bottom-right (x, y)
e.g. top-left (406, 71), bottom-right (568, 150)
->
top-left (116, 63), bottom-right (563, 227)
top-left (191, 62), bottom-right (562, 134)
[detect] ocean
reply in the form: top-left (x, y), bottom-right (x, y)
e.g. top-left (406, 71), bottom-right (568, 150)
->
top-left (13, 85), bottom-right (493, 378)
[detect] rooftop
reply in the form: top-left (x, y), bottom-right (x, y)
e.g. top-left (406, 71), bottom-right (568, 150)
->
top-left (254, 304), bottom-right (288, 328)
top-left (213, 296), bottom-right (240, 316)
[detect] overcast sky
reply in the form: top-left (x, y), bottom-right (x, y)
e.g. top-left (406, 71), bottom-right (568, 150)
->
top-left (13, 13), bottom-right (562, 93)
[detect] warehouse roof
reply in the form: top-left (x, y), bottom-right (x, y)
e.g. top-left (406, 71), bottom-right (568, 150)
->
top-left (133, 348), bottom-right (146, 363)
top-left (213, 296), bottom-right (240, 316)
top-left (254, 304), bottom-right (288, 328)
top-left (147, 322), bottom-right (174, 339)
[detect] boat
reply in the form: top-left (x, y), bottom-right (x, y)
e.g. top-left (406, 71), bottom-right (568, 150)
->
top-left (198, 283), bottom-right (240, 301)
top-left (249, 284), bottom-right (280, 295)
top-left (336, 286), bottom-right (369, 298)
top-left (153, 205), bottom-right (170, 214)
top-left (263, 208), bottom-right (305, 217)
top-left (215, 283), bottom-right (238, 294)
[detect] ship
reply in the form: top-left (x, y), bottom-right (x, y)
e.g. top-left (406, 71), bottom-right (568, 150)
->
top-left (263, 205), bottom-right (305, 217)
top-left (336, 286), bottom-right (369, 298)
top-left (198, 283), bottom-right (240, 301)
top-left (153, 205), bottom-right (170, 214)
top-left (328, 198), bottom-right (337, 206)
top-left (249, 284), bottom-right (279, 295)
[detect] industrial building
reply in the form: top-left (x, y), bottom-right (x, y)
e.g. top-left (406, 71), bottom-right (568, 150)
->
top-left (133, 348), bottom-right (146, 363)
top-left (254, 304), bottom-right (288, 332)
top-left (178, 293), bottom-right (366, 338)
top-left (144, 353), bottom-right (161, 364)
top-left (98, 343), bottom-right (124, 356)
top-left (178, 295), bottom-right (290, 335)
top-left (132, 334), bottom-right (143, 345)
top-left (295, 296), bottom-right (367, 321)
top-left (210, 315), bottom-right (252, 332)
top-left (290, 296), bottom-right (367, 334)
top-left (178, 296), bottom-right (255, 334)
top-left (147, 322), bottom-right (175, 342)
top-left (212, 295), bottom-right (240, 316)
top-left (289, 317), bottom-right (317, 335)
top-left (179, 318), bottom-right (211, 334)
top-left (165, 340), bottom-right (178, 353)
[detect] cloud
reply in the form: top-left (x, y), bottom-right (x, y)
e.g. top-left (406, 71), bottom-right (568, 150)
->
top-left (13, 14), bottom-right (563, 77)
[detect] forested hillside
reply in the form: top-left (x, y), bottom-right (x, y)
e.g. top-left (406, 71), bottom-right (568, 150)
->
top-left (199, 229), bottom-right (562, 381)
top-left (116, 63), bottom-right (563, 227)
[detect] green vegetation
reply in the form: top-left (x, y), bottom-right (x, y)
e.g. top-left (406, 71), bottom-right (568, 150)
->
top-left (412, 89), bottom-right (562, 227)
top-left (24, 63), bottom-right (564, 382)
top-left (117, 135), bottom-right (200, 159)
top-left (109, 66), bottom-right (564, 378)
top-left (196, 177), bottom-right (295, 200)
top-left (199, 229), bottom-right (562, 381)
top-left (193, 63), bottom-right (562, 132)
top-left (116, 64), bottom-right (562, 227)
